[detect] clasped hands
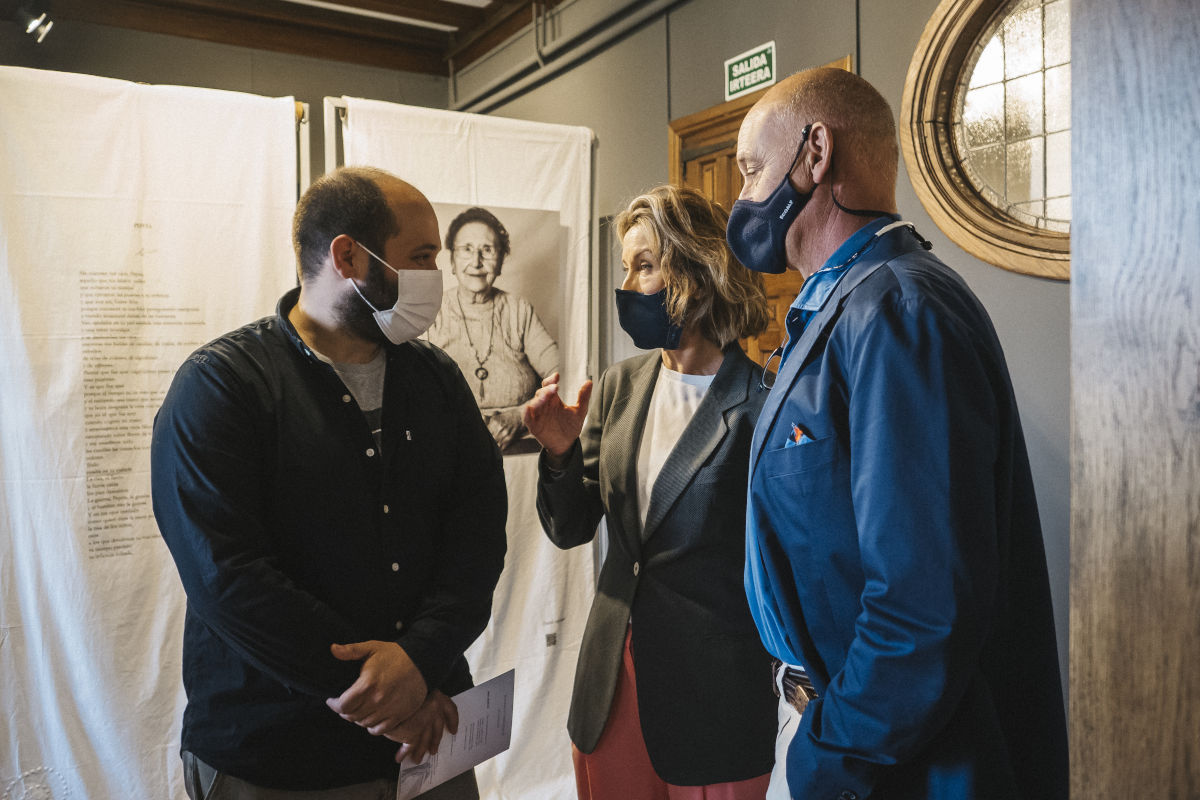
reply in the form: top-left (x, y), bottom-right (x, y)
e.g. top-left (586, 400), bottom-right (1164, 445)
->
top-left (324, 372), bottom-right (593, 765)
top-left (325, 640), bottom-right (459, 765)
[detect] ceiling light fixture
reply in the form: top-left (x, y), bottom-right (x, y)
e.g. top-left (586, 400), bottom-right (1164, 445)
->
top-left (16, 4), bottom-right (54, 43)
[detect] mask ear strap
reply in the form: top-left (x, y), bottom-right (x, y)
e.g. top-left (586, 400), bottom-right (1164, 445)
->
top-left (346, 275), bottom-right (381, 313)
top-left (819, 132), bottom-right (897, 220)
top-left (785, 123), bottom-right (814, 179)
top-left (354, 240), bottom-right (399, 276)
top-left (830, 190), bottom-right (899, 220)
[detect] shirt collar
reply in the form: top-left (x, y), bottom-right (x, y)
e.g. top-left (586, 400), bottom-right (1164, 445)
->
top-left (275, 287), bottom-right (317, 359)
top-left (791, 215), bottom-right (900, 312)
top-left (277, 287), bottom-right (404, 367)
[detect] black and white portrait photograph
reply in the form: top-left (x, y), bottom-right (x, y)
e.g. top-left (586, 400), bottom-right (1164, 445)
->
top-left (426, 203), bottom-right (566, 455)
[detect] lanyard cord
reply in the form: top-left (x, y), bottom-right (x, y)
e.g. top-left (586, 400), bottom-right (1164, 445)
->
top-left (758, 221), bottom-right (929, 391)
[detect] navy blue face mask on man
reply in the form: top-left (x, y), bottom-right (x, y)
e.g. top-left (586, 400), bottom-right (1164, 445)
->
top-left (614, 287), bottom-right (683, 350)
top-left (726, 123), bottom-right (814, 274)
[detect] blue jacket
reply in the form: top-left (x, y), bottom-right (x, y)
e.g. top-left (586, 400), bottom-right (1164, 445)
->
top-left (746, 227), bottom-right (1068, 799)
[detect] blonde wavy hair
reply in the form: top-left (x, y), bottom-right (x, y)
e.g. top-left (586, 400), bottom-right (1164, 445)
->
top-left (615, 185), bottom-right (769, 348)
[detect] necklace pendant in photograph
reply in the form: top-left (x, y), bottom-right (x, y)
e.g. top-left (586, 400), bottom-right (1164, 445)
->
top-left (475, 366), bottom-right (489, 381)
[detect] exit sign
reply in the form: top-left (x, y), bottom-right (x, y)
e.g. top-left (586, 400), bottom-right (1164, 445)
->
top-left (725, 41), bottom-right (777, 101)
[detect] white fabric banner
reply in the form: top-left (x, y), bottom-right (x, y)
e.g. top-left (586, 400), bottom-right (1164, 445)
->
top-left (342, 99), bottom-right (594, 800)
top-left (0, 67), bottom-right (297, 799)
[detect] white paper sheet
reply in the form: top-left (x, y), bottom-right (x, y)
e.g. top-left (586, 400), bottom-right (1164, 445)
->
top-left (396, 670), bottom-right (516, 800)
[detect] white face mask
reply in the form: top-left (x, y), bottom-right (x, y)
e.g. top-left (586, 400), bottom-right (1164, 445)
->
top-left (347, 242), bottom-right (443, 345)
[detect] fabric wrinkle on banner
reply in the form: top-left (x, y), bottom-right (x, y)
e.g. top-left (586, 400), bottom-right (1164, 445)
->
top-left (0, 65), bottom-right (296, 800)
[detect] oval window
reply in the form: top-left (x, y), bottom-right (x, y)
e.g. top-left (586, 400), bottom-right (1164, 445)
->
top-left (902, 0), bottom-right (1071, 279)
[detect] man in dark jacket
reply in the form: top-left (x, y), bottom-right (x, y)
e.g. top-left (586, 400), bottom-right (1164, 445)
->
top-left (152, 166), bottom-right (507, 799)
top-left (728, 68), bottom-right (1068, 800)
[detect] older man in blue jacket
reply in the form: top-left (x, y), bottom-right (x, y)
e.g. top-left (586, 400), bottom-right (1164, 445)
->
top-left (727, 68), bottom-right (1068, 800)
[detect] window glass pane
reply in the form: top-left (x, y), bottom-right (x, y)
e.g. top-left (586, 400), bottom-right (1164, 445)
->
top-left (965, 84), bottom-right (1005, 147)
top-left (964, 143), bottom-right (1006, 206)
top-left (1003, 2), bottom-right (1043, 79)
top-left (1006, 137), bottom-right (1044, 204)
top-left (1045, 198), bottom-right (1071, 231)
top-left (1044, 0), bottom-right (1070, 66)
top-left (1046, 130), bottom-right (1071, 198)
top-left (1006, 72), bottom-right (1044, 139)
top-left (969, 36), bottom-right (1005, 88)
top-left (1045, 64), bottom-right (1070, 132)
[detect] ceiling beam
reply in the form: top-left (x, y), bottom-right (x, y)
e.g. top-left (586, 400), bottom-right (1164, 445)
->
top-left (52, 0), bottom-right (448, 74)
top-left (289, 0), bottom-right (488, 31)
top-left (126, 0), bottom-right (448, 43)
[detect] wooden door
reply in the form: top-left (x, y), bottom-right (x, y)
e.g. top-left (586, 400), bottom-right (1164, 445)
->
top-left (668, 56), bottom-right (851, 367)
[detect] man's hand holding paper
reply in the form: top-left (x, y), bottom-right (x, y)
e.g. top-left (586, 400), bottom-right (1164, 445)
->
top-left (387, 690), bottom-right (460, 764)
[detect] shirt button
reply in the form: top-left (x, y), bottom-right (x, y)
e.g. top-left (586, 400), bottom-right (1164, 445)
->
top-left (383, 504), bottom-right (390, 514)
top-left (342, 394), bottom-right (351, 403)
top-left (632, 562), bottom-right (640, 576)
top-left (395, 620), bottom-right (404, 631)
top-left (391, 562), bottom-right (399, 572)
top-left (839, 792), bottom-right (858, 800)
top-left (366, 448), bottom-right (376, 457)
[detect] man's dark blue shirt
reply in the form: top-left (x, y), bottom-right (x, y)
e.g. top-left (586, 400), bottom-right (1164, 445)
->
top-left (151, 289), bottom-right (507, 790)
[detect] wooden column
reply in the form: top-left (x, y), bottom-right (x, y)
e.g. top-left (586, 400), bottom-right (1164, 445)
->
top-left (1071, 0), bottom-right (1200, 795)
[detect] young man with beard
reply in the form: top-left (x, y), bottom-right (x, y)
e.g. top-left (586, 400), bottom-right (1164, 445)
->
top-left (152, 166), bottom-right (507, 799)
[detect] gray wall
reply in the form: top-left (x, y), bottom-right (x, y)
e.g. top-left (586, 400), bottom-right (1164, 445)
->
top-left (491, 0), bottom-right (1072, 700)
top-left (0, 19), bottom-right (447, 183)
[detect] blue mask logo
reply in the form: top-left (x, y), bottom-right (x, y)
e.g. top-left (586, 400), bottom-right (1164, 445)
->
top-left (726, 124), bottom-right (813, 274)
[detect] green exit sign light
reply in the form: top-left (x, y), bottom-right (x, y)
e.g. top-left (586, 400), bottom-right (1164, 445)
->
top-left (725, 41), bottom-right (776, 101)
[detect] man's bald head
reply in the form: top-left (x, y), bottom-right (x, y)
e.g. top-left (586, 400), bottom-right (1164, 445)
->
top-left (763, 67), bottom-right (899, 190)
top-left (732, 69), bottom-right (901, 276)
top-left (293, 166), bottom-right (429, 284)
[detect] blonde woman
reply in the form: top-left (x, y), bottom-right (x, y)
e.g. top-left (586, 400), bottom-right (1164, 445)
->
top-left (525, 185), bottom-right (776, 800)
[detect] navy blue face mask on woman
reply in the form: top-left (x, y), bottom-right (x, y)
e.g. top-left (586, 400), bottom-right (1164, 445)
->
top-left (726, 123), bottom-right (813, 274)
top-left (614, 288), bottom-right (683, 350)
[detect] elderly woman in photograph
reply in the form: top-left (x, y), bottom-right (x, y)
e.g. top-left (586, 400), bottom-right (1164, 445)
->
top-left (525, 185), bottom-right (778, 799)
top-left (427, 206), bottom-right (559, 454)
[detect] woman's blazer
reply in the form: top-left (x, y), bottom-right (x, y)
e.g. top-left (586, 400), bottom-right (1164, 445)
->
top-left (536, 344), bottom-right (777, 785)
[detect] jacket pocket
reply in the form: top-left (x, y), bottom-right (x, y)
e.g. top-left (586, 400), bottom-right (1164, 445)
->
top-left (759, 434), bottom-right (837, 480)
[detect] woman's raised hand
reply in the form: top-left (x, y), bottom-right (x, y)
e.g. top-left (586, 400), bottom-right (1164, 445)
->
top-left (523, 372), bottom-right (593, 460)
